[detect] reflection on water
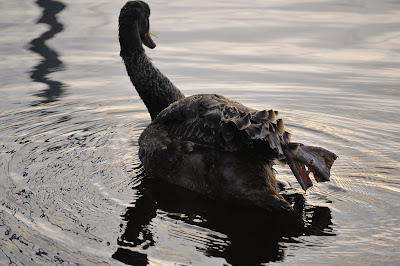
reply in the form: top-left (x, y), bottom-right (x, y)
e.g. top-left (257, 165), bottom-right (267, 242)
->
top-left (29, 0), bottom-right (66, 105)
top-left (113, 175), bottom-right (334, 265)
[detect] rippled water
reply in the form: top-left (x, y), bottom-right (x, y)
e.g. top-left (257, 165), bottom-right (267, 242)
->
top-left (1, 0), bottom-right (399, 265)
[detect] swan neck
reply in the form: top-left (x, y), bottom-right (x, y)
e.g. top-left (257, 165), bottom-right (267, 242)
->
top-left (120, 29), bottom-right (184, 120)
top-left (119, 21), bottom-right (143, 55)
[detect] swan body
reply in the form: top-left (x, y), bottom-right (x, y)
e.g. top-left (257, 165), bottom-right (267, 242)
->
top-left (119, 1), bottom-right (337, 210)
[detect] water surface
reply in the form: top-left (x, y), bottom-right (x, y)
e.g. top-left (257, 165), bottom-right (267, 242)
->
top-left (1, 0), bottom-right (399, 265)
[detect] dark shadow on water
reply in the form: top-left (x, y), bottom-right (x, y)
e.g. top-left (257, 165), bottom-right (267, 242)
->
top-left (29, 0), bottom-right (67, 106)
top-left (113, 167), bottom-right (335, 265)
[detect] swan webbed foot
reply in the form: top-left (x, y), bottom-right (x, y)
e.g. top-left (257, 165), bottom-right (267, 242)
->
top-left (284, 144), bottom-right (338, 191)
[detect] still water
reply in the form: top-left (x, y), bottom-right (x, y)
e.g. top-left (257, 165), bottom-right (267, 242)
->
top-left (1, 0), bottom-right (399, 265)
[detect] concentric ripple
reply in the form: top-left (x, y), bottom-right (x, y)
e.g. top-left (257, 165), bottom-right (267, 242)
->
top-left (0, 99), bottom-right (147, 265)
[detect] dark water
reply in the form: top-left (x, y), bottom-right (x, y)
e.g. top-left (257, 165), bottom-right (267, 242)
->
top-left (1, 0), bottom-right (399, 265)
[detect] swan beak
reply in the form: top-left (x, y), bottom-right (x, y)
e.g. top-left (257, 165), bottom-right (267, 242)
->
top-left (284, 144), bottom-right (338, 191)
top-left (142, 32), bottom-right (156, 49)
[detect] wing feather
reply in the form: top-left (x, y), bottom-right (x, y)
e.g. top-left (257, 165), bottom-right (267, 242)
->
top-left (154, 94), bottom-right (290, 158)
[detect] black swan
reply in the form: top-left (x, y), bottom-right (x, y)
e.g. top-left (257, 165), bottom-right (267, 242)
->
top-left (119, 1), bottom-right (337, 210)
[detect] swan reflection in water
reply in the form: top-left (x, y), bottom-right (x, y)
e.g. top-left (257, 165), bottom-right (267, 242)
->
top-left (112, 169), bottom-right (334, 265)
top-left (29, 0), bottom-right (67, 105)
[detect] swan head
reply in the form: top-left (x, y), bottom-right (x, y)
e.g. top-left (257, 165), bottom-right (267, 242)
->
top-left (119, 1), bottom-right (156, 49)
